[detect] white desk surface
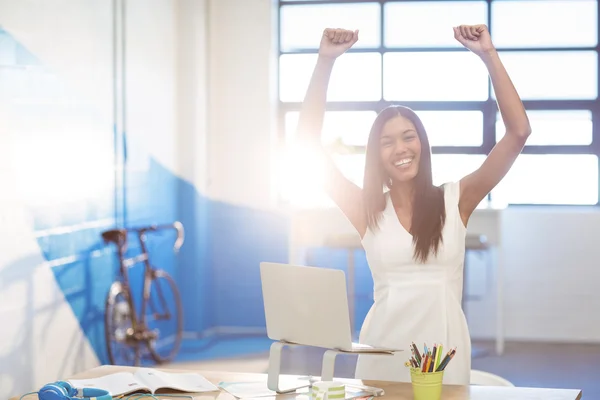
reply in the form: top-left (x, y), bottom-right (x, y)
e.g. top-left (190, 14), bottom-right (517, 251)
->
top-left (12, 365), bottom-right (582, 400)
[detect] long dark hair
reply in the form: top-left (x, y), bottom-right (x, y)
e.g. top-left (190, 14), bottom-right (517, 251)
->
top-left (362, 105), bottom-right (446, 263)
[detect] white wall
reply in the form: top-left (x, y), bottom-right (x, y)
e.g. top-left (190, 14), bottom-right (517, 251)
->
top-left (177, 0), bottom-right (209, 192)
top-left (124, 0), bottom-right (208, 191)
top-left (210, 0), bottom-right (600, 345)
top-left (499, 208), bottom-right (600, 342)
top-left (207, 0), bottom-right (279, 210)
top-left (464, 207), bottom-right (600, 344)
top-left (125, 0), bottom-right (179, 176)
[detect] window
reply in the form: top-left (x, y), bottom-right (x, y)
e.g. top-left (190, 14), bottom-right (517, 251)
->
top-left (279, 53), bottom-right (381, 102)
top-left (496, 110), bottom-right (593, 146)
top-left (432, 154), bottom-right (486, 187)
top-left (333, 154), bottom-right (365, 187)
top-left (383, 52), bottom-right (489, 101)
top-left (384, 1), bottom-right (488, 48)
top-left (492, 155), bottom-right (598, 205)
top-left (285, 111), bottom-right (376, 147)
top-left (280, 3), bottom-right (381, 51)
top-left (494, 51), bottom-right (598, 100)
top-left (492, 0), bottom-right (598, 48)
top-left (278, 0), bottom-right (600, 207)
top-left (417, 111), bottom-right (483, 147)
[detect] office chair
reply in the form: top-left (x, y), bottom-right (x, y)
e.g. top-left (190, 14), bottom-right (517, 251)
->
top-left (470, 369), bottom-right (514, 387)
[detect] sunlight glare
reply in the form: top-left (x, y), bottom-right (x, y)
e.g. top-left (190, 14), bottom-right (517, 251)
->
top-left (277, 138), bottom-right (334, 209)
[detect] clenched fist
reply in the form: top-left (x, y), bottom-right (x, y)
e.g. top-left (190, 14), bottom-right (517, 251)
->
top-left (319, 28), bottom-right (359, 59)
top-left (453, 24), bottom-right (495, 57)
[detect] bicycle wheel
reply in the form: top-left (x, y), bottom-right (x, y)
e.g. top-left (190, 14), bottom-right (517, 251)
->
top-left (104, 282), bottom-right (140, 366)
top-left (145, 269), bottom-right (183, 363)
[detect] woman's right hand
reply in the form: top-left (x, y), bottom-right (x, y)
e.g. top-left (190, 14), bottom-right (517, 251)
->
top-left (318, 28), bottom-right (359, 60)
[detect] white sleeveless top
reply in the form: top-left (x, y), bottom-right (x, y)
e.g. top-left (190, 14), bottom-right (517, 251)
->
top-left (354, 181), bottom-right (471, 385)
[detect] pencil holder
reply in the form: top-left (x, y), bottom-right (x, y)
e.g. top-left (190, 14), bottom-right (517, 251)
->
top-left (410, 367), bottom-right (444, 400)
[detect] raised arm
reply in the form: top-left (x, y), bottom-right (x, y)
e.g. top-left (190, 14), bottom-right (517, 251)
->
top-left (453, 25), bottom-right (532, 224)
top-left (296, 28), bottom-right (367, 236)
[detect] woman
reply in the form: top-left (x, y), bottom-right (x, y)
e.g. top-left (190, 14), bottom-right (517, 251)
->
top-left (295, 25), bottom-right (531, 385)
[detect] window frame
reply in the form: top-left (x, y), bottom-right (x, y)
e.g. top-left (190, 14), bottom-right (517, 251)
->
top-left (276, 0), bottom-right (600, 207)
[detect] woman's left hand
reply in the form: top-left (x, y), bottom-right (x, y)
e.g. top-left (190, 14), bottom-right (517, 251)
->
top-left (453, 24), bottom-right (496, 57)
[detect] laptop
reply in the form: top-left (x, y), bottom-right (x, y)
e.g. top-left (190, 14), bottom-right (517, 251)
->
top-left (259, 262), bottom-right (401, 354)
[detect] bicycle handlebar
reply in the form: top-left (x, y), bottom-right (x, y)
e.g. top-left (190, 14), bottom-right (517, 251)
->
top-left (134, 221), bottom-right (185, 252)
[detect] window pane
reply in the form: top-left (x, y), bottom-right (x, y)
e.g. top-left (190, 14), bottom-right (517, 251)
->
top-left (417, 111), bottom-right (483, 147)
top-left (285, 111), bottom-right (376, 147)
top-left (333, 154), bottom-right (365, 187)
top-left (384, 52), bottom-right (488, 101)
top-left (384, 1), bottom-right (488, 48)
top-left (496, 110), bottom-right (593, 145)
top-left (492, 155), bottom-right (598, 205)
top-left (280, 3), bottom-right (380, 51)
top-left (432, 154), bottom-right (486, 187)
top-left (492, 0), bottom-right (597, 48)
top-left (280, 53), bottom-right (381, 102)
top-left (494, 51), bottom-right (597, 100)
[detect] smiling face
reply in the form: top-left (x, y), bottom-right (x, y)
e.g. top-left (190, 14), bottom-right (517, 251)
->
top-left (379, 115), bottom-right (422, 184)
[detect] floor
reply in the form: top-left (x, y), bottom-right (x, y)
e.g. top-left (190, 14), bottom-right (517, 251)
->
top-left (169, 338), bottom-right (600, 399)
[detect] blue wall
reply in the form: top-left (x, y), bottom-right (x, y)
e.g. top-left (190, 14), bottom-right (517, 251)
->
top-left (210, 201), bottom-right (290, 328)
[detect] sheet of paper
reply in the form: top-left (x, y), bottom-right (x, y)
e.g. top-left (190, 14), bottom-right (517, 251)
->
top-left (135, 368), bottom-right (219, 393)
top-left (218, 381), bottom-right (276, 398)
top-left (69, 372), bottom-right (147, 396)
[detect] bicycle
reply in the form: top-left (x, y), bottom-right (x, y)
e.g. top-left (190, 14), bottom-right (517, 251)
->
top-left (101, 221), bottom-right (184, 366)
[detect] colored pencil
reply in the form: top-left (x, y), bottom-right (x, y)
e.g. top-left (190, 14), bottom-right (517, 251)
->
top-left (405, 343), bottom-right (456, 373)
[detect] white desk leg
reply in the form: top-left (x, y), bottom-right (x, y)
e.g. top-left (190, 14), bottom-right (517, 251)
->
top-left (496, 246), bottom-right (505, 355)
top-left (267, 341), bottom-right (310, 393)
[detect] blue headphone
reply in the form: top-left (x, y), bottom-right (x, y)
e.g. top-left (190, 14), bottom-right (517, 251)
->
top-left (38, 381), bottom-right (112, 400)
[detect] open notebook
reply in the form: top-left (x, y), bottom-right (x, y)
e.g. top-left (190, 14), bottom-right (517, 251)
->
top-left (68, 368), bottom-right (219, 396)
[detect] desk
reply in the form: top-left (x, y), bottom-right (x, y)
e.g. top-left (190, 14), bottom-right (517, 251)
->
top-left (12, 365), bottom-right (582, 400)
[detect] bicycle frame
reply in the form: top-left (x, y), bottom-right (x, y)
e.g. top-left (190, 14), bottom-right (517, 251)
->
top-left (107, 222), bottom-right (184, 338)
